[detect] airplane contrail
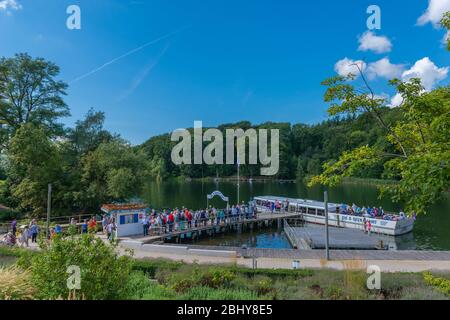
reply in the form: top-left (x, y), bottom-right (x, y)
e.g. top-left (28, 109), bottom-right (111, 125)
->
top-left (117, 42), bottom-right (171, 101)
top-left (70, 26), bottom-right (189, 84)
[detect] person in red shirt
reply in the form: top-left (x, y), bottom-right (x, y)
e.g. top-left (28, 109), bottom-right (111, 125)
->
top-left (185, 209), bottom-right (192, 229)
top-left (168, 212), bottom-right (175, 232)
top-left (88, 217), bottom-right (97, 233)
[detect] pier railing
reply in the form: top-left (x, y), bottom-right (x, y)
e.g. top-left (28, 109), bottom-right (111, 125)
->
top-left (284, 219), bottom-right (312, 250)
top-left (284, 220), bottom-right (300, 249)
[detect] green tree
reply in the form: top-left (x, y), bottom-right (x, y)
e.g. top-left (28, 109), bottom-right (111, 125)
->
top-left (309, 72), bottom-right (450, 214)
top-left (67, 108), bottom-right (114, 155)
top-left (78, 140), bottom-right (149, 208)
top-left (7, 123), bottom-right (63, 215)
top-left (0, 53), bottom-right (69, 147)
top-left (296, 157), bottom-right (305, 180)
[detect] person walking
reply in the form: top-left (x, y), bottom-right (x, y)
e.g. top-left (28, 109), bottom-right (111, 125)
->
top-left (29, 220), bottom-right (39, 243)
top-left (141, 214), bottom-right (149, 236)
top-left (107, 219), bottom-right (117, 243)
top-left (11, 218), bottom-right (17, 236)
top-left (19, 226), bottom-right (29, 247)
top-left (367, 220), bottom-right (372, 235)
top-left (88, 217), bottom-right (97, 233)
top-left (81, 219), bottom-right (88, 234)
top-left (101, 215), bottom-right (108, 234)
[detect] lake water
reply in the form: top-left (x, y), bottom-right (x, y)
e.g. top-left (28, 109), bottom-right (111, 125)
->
top-left (141, 180), bottom-right (450, 251)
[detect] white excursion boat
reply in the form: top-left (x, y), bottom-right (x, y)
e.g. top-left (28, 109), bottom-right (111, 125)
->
top-left (253, 196), bottom-right (415, 236)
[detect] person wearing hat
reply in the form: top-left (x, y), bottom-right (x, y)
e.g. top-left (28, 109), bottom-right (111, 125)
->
top-left (19, 225), bottom-right (29, 247)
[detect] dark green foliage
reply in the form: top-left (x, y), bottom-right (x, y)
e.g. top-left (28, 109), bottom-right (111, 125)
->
top-left (30, 234), bottom-right (133, 300)
top-left (139, 110), bottom-right (402, 180)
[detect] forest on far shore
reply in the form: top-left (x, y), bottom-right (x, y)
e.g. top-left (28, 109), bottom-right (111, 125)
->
top-left (139, 108), bottom-right (402, 181)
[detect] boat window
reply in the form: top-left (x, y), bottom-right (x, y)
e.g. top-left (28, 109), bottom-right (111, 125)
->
top-left (317, 209), bottom-right (325, 216)
top-left (289, 205), bottom-right (296, 212)
top-left (307, 208), bottom-right (316, 215)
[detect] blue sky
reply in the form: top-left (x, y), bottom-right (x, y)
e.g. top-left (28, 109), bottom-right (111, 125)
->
top-left (0, 0), bottom-right (449, 144)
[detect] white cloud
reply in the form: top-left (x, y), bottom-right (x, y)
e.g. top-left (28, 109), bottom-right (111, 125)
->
top-left (367, 57), bottom-right (405, 80)
top-left (442, 30), bottom-right (450, 46)
top-left (401, 57), bottom-right (448, 91)
top-left (389, 93), bottom-right (404, 108)
top-left (0, 0), bottom-right (22, 13)
top-left (334, 58), bottom-right (366, 78)
top-left (357, 31), bottom-right (392, 54)
top-left (389, 57), bottom-right (448, 107)
top-left (417, 0), bottom-right (450, 28)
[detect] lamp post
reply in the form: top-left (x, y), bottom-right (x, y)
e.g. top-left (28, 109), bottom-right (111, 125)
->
top-left (46, 183), bottom-right (52, 238)
top-left (324, 190), bottom-right (330, 260)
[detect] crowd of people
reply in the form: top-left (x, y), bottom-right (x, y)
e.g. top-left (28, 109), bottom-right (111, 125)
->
top-left (339, 203), bottom-right (411, 221)
top-left (1, 215), bottom-right (119, 247)
top-left (138, 203), bottom-right (257, 236)
top-left (2, 218), bottom-right (41, 247)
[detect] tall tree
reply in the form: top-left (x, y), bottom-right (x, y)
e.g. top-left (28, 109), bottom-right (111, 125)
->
top-left (309, 73), bottom-right (450, 215)
top-left (67, 108), bottom-right (114, 155)
top-left (7, 123), bottom-right (63, 215)
top-left (77, 140), bottom-right (149, 209)
top-left (0, 53), bottom-right (69, 146)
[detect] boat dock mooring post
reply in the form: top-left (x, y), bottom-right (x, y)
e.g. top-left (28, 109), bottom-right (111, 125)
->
top-left (324, 191), bottom-right (330, 261)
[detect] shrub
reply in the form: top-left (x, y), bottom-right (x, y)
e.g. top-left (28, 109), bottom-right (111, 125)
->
top-left (423, 272), bottom-right (450, 297)
top-left (30, 234), bottom-right (133, 300)
top-left (180, 286), bottom-right (259, 300)
top-left (324, 285), bottom-right (343, 300)
top-left (255, 277), bottom-right (278, 299)
top-left (236, 267), bottom-right (313, 278)
top-left (141, 283), bottom-right (177, 300)
top-left (200, 268), bottom-right (236, 288)
top-left (132, 258), bottom-right (183, 277)
top-left (123, 271), bottom-right (177, 300)
top-left (0, 266), bottom-right (36, 300)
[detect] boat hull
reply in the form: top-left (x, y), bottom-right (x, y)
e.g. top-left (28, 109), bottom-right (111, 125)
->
top-left (256, 207), bottom-right (414, 236)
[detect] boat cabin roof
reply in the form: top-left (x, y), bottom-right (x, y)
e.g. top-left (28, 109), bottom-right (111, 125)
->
top-left (101, 203), bottom-right (147, 213)
top-left (254, 195), bottom-right (339, 210)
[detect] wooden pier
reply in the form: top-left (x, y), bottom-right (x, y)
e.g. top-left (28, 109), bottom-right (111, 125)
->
top-left (284, 223), bottom-right (387, 250)
top-left (127, 212), bottom-right (301, 244)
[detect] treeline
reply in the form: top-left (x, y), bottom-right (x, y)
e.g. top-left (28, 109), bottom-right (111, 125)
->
top-left (139, 108), bottom-right (402, 180)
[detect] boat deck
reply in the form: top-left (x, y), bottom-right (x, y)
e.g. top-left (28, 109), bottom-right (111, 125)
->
top-left (286, 224), bottom-right (385, 250)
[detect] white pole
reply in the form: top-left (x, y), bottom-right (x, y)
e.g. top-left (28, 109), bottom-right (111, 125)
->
top-left (237, 160), bottom-right (240, 205)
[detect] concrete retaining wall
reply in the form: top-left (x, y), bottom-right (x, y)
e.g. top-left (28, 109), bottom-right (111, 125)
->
top-left (120, 241), bottom-right (237, 258)
top-left (120, 240), bottom-right (143, 250)
top-left (189, 248), bottom-right (237, 258)
top-left (142, 244), bottom-right (189, 254)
